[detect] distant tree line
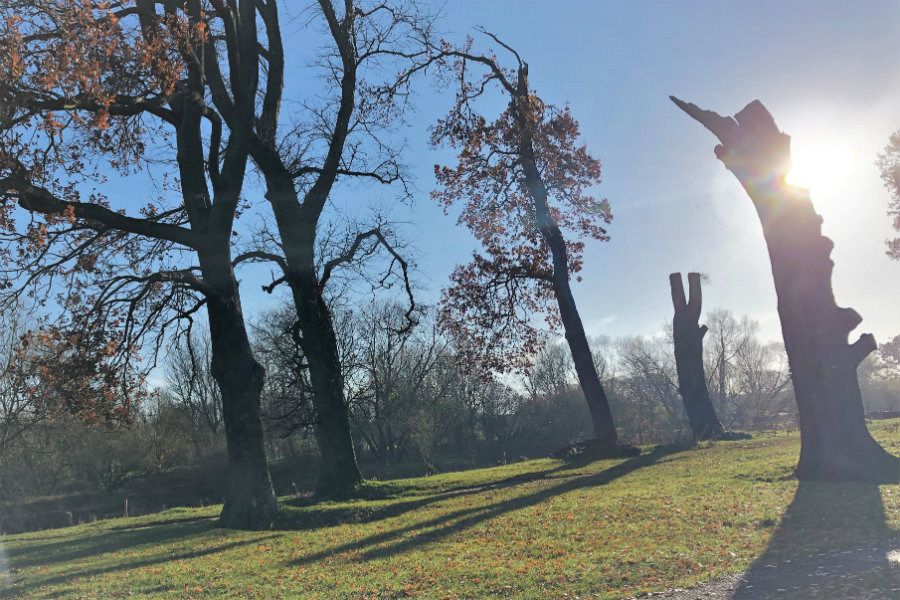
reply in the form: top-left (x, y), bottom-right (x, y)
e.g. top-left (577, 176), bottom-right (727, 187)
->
top-left (3, 298), bottom-right (897, 530)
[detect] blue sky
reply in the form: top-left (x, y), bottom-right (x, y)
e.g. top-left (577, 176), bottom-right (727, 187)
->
top-left (236, 0), bottom-right (900, 348)
top-left (416, 0), bottom-right (900, 344)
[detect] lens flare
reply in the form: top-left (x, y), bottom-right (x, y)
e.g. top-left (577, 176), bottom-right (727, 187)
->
top-left (785, 144), bottom-right (855, 193)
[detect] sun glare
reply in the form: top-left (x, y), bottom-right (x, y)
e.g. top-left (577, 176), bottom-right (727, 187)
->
top-left (785, 144), bottom-right (856, 193)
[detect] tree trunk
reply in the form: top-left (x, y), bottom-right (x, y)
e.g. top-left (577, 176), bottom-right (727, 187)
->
top-left (670, 272), bottom-right (725, 440)
top-left (201, 254), bottom-right (278, 529)
top-left (509, 67), bottom-right (619, 446)
top-left (551, 253), bottom-right (619, 445)
top-left (292, 277), bottom-right (363, 496)
top-left (674, 97), bottom-right (899, 481)
top-left (257, 169), bottom-right (363, 496)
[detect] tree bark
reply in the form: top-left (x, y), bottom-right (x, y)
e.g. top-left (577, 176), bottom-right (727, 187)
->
top-left (549, 233), bottom-right (618, 445)
top-left (291, 272), bottom-right (363, 496)
top-left (670, 272), bottom-right (725, 440)
top-left (673, 97), bottom-right (899, 482)
top-left (264, 175), bottom-right (363, 497)
top-left (246, 1), bottom-right (364, 496)
top-left (200, 252), bottom-right (278, 529)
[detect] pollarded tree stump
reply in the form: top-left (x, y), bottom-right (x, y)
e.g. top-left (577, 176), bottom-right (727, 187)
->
top-left (670, 272), bottom-right (724, 441)
top-left (673, 97), bottom-right (898, 482)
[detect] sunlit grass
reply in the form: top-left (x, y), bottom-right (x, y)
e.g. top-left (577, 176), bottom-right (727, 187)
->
top-left (2, 420), bottom-right (897, 599)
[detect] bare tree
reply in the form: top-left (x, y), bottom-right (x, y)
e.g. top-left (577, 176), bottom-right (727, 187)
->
top-left (616, 336), bottom-right (689, 443)
top-left (351, 303), bottom-right (448, 468)
top-left (0, 308), bottom-right (49, 462)
top-left (238, 0), bottom-right (433, 496)
top-left (731, 339), bottom-right (792, 429)
top-left (703, 309), bottom-right (755, 423)
top-left (165, 329), bottom-right (223, 457)
top-left (876, 130), bottom-right (900, 259)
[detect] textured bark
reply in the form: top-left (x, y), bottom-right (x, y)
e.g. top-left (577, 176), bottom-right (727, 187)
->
top-left (209, 298), bottom-right (278, 529)
top-left (670, 273), bottom-right (725, 440)
top-left (248, 0), bottom-right (364, 496)
top-left (674, 97), bottom-right (899, 482)
top-left (200, 251), bottom-right (278, 529)
top-left (291, 267), bottom-right (363, 496)
top-left (263, 173), bottom-right (363, 497)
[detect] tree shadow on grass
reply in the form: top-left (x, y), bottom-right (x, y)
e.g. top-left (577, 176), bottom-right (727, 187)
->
top-left (733, 480), bottom-right (898, 599)
top-left (288, 444), bottom-right (681, 566)
top-left (279, 442), bottom-right (693, 532)
top-left (278, 459), bottom-right (590, 530)
top-left (3, 516), bottom-right (217, 570)
top-left (1, 534), bottom-right (270, 600)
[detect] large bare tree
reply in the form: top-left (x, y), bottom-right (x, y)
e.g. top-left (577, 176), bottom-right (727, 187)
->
top-left (0, 0), bottom-right (280, 528)
top-left (236, 0), bottom-right (431, 496)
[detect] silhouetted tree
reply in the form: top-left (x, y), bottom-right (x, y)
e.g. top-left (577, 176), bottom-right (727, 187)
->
top-left (432, 35), bottom-right (620, 447)
top-left (0, 1), bottom-right (278, 528)
top-left (669, 273), bottom-right (724, 440)
top-left (238, 0), bottom-right (430, 496)
top-left (674, 97), bottom-right (899, 481)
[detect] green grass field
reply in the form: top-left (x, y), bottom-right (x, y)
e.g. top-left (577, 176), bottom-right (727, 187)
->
top-left (2, 421), bottom-right (898, 599)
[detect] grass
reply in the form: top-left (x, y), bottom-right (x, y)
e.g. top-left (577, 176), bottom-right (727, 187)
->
top-left (1, 420), bottom-right (897, 599)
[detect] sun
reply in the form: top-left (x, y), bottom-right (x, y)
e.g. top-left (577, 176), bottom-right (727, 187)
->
top-left (785, 144), bottom-right (856, 194)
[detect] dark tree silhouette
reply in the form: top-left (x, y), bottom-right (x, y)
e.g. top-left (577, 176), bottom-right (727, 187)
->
top-left (673, 97), bottom-right (899, 482)
top-left (669, 272), bottom-right (724, 440)
top-left (431, 36), bottom-right (619, 447)
top-left (239, 0), bottom-right (430, 496)
top-left (0, 0), bottom-right (278, 528)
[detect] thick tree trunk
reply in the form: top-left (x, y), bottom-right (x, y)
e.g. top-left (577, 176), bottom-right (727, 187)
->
top-left (669, 272), bottom-right (725, 440)
top-left (291, 274), bottom-right (363, 496)
top-left (200, 254), bottom-right (278, 529)
top-left (674, 97), bottom-right (899, 482)
top-left (263, 175), bottom-right (362, 496)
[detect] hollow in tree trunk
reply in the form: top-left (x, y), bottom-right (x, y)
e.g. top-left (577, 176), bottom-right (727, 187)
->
top-left (673, 96), bottom-right (899, 482)
top-left (670, 272), bottom-right (725, 440)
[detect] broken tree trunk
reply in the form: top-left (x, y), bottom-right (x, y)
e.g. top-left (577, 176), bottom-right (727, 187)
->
top-left (670, 272), bottom-right (725, 440)
top-left (672, 96), bottom-right (899, 482)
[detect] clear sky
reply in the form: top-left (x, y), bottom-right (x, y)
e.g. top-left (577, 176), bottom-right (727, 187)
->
top-left (234, 0), bottom-right (900, 349)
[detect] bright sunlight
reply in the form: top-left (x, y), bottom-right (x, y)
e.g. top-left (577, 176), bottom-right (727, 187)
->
top-left (785, 144), bottom-right (856, 194)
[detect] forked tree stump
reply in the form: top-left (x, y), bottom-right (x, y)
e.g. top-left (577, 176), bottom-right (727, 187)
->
top-left (673, 96), bottom-right (898, 482)
top-left (670, 272), bottom-right (725, 440)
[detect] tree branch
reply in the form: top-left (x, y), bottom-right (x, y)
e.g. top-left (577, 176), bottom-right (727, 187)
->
top-left (2, 175), bottom-right (198, 248)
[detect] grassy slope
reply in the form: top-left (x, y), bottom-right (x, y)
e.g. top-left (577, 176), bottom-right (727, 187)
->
top-left (1, 421), bottom-right (897, 600)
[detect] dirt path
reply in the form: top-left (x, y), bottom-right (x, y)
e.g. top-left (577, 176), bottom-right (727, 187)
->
top-left (624, 538), bottom-right (900, 600)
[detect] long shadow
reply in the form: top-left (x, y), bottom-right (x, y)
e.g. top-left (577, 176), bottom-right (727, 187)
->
top-left (290, 444), bottom-right (680, 566)
top-left (733, 479), bottom-right (897, 599)
top-left (276, 445), bottom-right (662, 532)
top-left (276, 454), bottom-right (610, 531)
top-left (3, 516), bottom-right (217, 570)
top-left (1, 535), bottom-right (268, 599)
